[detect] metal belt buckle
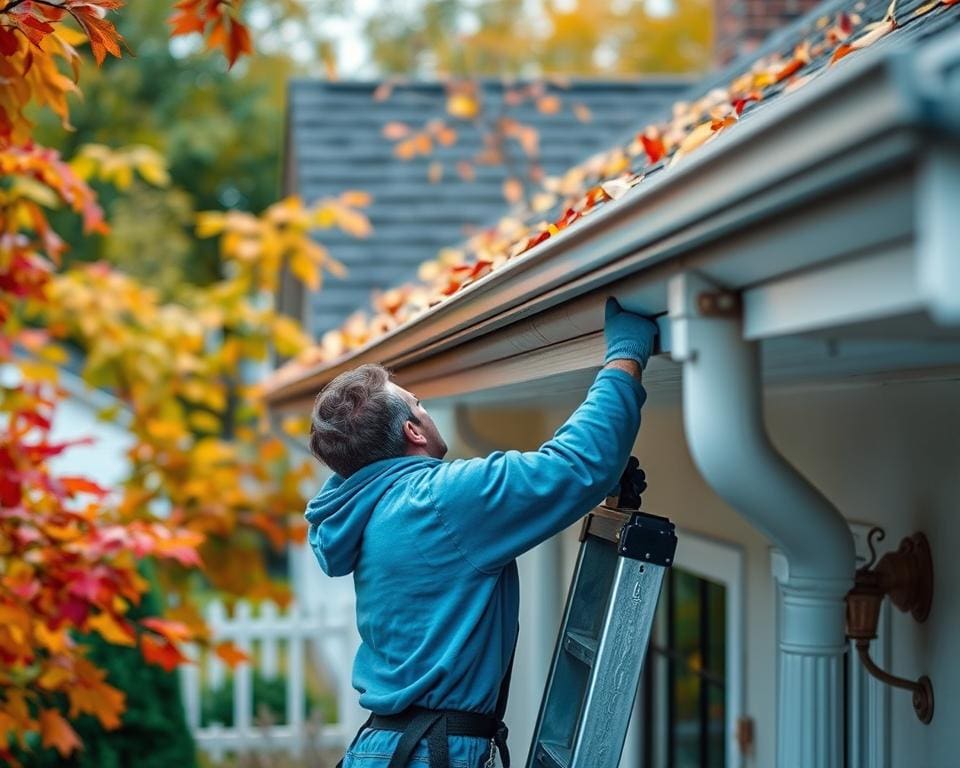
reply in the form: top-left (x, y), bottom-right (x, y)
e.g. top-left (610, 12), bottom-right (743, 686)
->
top-left (483, 738), bottom-right (497, 767)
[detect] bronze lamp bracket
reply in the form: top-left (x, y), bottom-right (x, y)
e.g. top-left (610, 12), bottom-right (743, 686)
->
top-left (845, 529), bottom-right (935, 724)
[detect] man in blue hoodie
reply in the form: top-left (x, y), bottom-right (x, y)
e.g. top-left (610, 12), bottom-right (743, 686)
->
top-left (305, 298), bottom-right (657, 768)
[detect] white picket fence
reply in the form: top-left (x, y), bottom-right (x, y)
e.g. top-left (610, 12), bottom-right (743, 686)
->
top-left (179, 598), bottom-right (364, 761)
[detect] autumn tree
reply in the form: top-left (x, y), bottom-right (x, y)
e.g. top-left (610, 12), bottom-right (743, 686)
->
top-left (0, 1), bottom-right (362, 763)
top-left (358, 0), bottom-right (713, 77)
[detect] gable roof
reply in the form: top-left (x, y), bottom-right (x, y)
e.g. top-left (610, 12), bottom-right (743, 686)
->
top-left (265, 0), bottom-right (960, 407)
top-left (285, 78), bottom-right (690, 336)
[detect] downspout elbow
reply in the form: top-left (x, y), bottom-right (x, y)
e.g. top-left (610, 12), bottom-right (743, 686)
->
top-left (668, 274), bottom-right (855, 587)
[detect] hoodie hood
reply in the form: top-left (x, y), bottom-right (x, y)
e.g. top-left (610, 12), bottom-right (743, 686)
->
top-left (305, 455), bottom-right (438, 577)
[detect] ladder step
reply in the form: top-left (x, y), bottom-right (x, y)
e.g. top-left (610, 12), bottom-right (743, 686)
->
top-left (533, 741), bottom-right (571, 768)
top-left (562, 630), bottom-right (597, 666)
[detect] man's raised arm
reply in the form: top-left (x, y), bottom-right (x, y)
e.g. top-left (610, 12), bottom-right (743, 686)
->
top-left (427, 299), bottom-right (658, 573)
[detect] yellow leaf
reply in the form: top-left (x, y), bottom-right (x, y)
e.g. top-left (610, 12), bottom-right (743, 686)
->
top-left (145, 418), bottom-right (186, 442)
top-left (87, 612), bottom-right (137, 647)
top-left (281, 415), bottom-right (310, 438)
top-left (188, 410), bottom-right (222, 433)
top-left (35, 622), bottom-right (71, 653)
top-left (38, 664), bottom-right (73, 691)
top-left (195, 211), bottom-right (227, 238)
top-left (447, 92), bottom-right (480, 120)
top-left (428, 161), bottom-right (443, 183)
top-left (136, 157), bottom-right (170, 188)
top-left (37, 343), bottom-right (69, 364)
top-left (18, 360), bottom-right (60, 383)
top-left (290, 250), bottom-right (320, 291)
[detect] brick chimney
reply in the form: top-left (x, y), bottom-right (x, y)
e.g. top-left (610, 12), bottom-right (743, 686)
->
top-left (714, 0), bottom-right (825, 65)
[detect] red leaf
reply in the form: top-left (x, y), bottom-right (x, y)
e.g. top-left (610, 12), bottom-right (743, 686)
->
top-left (140, 633), bottom-right (188, 672)
top-left (733, 92), bottom-right (761, 116)
top-left (640, 133), bottom-right (665, 165)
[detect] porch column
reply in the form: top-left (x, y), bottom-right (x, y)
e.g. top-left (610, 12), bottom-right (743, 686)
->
top-left (665, 272), bottom-right (855, 768)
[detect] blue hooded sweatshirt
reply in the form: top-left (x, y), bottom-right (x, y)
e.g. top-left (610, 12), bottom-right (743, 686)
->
top-left (305, 368), bottom-right (646, 768)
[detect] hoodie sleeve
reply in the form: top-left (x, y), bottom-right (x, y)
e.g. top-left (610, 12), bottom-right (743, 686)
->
top-left (428, 367), bottom-right (647, 573)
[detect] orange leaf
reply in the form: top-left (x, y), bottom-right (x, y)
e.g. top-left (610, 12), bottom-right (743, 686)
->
top-left (71, 4), bottom-right (124, 66)
top-left (141, 616), bottom-right (192, 644)
top-left (68, 679), bottom-right (125, 729)
top-left (502, 178), bottom-right (524, 204)
top-left (536, 95), bottom-right (561, 114)
top-left (39, 709), bottom-right (81, 757)
top-left (428, 161), bottom-right (443, 183)
top-left (215, 640), bottom-right (250, 668)
top-left (830, 43), bottom-right (855, 63)
top-left (61, 476), bottom-right (109, 496)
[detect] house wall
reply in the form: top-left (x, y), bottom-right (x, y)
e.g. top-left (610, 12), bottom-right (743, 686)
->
top-left (452, 373), bottom-right (959, 767)
top-left (48, 380), bottom-right (133, 489)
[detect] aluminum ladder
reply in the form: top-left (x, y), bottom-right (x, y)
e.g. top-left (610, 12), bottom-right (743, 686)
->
top-left (526, 458), bottom-right (677, 768)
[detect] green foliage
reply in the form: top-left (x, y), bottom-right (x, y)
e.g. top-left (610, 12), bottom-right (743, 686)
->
top-left (15, 562), bottom-right (197, 768)
top-left (34, 1), bottom-right (297, 288)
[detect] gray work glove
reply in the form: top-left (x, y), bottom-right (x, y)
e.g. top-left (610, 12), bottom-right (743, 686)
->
top-left (603, 297), bottom-right (658, 368)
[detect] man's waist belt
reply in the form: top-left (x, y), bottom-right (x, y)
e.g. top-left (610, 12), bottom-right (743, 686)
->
top-left (366, 706), bottom-right (510, 768)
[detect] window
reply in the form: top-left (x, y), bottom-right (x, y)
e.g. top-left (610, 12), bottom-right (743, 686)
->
top-left (622, 532), bottom-right (744, 768)
top-left (640, 569), bottom-right (727, 768)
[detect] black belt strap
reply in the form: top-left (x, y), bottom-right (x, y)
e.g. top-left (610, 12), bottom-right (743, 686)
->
top-left (338, 629), bottom-right (517, 768)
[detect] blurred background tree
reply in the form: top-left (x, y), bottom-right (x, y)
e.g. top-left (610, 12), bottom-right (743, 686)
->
top-left (33, 0), bottom-right (711, 295)
top-left (33, 1), bottom-right (301, 291)
top-left (358, 0), bottom-right (713, 77)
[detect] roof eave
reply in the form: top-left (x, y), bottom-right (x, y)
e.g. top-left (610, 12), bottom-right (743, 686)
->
top-left (265, 31), bottom-right (960, 411)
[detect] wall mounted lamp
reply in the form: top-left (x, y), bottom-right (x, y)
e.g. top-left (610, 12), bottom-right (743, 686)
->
top-left (845, 528), bottom-right (934, 723)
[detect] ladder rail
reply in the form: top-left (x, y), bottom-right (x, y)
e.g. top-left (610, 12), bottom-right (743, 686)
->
top-left (525, 524), bottom-right (594, 758)
top-left (571, 556), bottom-right (665, 767)
top-left (525, 476), bottom-right (677, 768)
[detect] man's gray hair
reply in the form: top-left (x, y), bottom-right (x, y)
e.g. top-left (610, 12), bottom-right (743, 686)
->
top-left (309, 363), bottom-right (418, 477)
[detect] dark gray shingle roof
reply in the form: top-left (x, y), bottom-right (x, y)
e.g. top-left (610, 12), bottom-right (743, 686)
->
top-left (285, 79), bottom-right (690, 336)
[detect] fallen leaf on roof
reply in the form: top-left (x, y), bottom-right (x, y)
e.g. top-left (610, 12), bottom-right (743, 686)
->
top-left (537, 95), bottom-right (562, 114)
top-left (503, 178), bottom-right (524, 204)
top-left (639, 130), bottom-right (666, 164)
top-left (382, 121), bottom-right (410, 140)
top-left (264, 0), bottom-right (958, 385)
top-left (573, 103), bottom-right (592, 122)
top-left (428, 161), bottom-right (443, 183)
top-left (456, 161), bottom-right (476, 181)
top-left (915, 0), bottom-right (958, 16)
top-left (447, 92), bottom-right (480, 120)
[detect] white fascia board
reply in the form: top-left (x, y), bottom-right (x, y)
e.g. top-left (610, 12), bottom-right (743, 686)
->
top-left (265, 30), bottom-right (960, 410)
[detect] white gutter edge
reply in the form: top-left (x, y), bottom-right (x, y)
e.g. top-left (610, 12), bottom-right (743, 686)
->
top-left (668, 271), bottom-right (855, 768)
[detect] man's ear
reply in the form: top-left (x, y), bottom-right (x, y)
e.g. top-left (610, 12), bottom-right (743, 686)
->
top-left (402, 419), bottom-right (427, 446)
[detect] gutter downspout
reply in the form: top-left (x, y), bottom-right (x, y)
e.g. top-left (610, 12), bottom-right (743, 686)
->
top-left (666, 272), bottom-right (855, 768)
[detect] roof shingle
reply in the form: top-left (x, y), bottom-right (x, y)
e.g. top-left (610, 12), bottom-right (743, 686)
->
top-left (285, 79), bottom-right (691, 335)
